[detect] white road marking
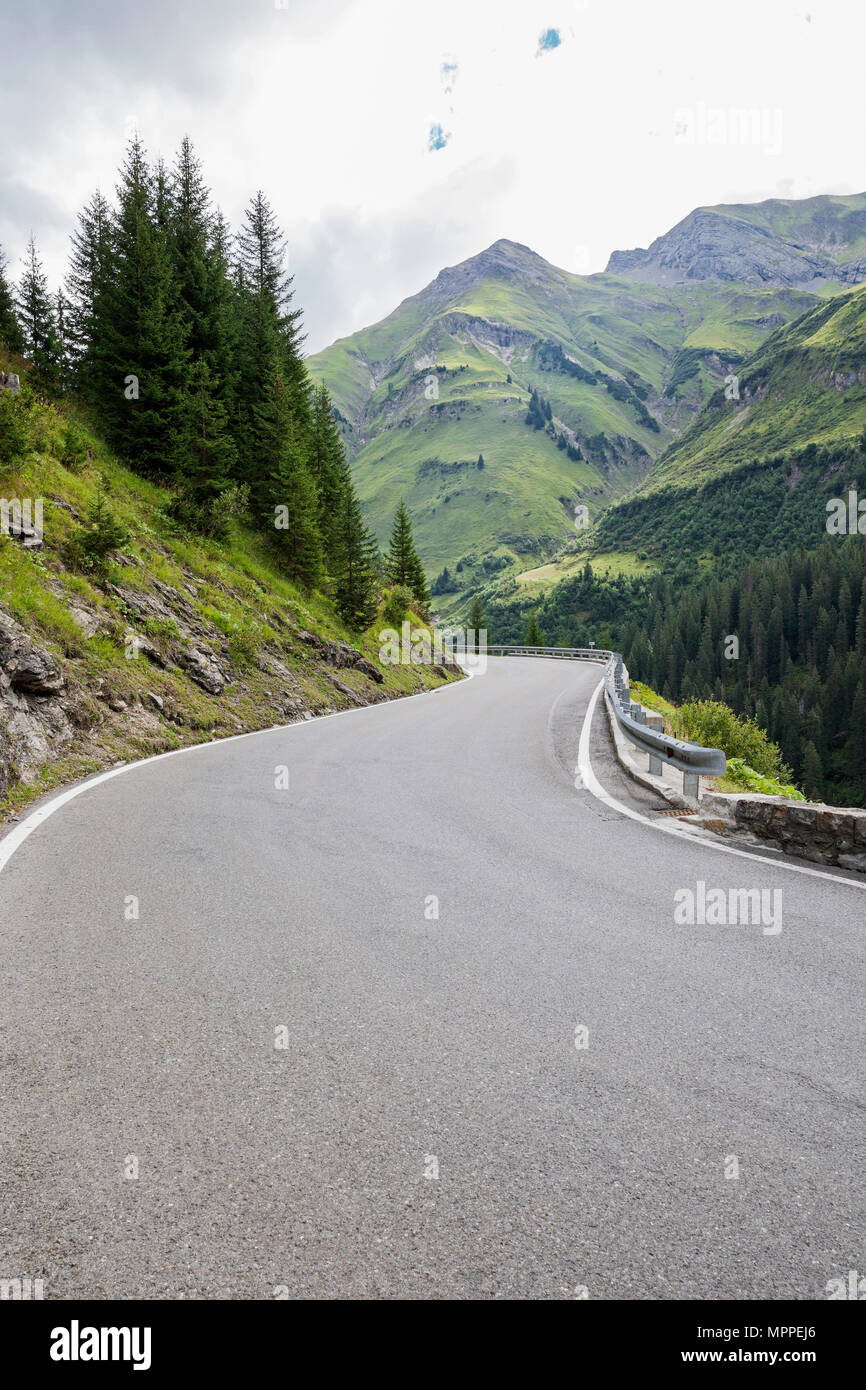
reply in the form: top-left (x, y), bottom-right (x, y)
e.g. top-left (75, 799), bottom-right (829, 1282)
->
top-left (578, 677), bottom-right (866, 892)
top-left (0, 667), bottom-right (476, 877)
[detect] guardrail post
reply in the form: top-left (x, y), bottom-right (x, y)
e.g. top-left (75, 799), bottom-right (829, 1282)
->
top-left (648, 753), bottom-right (663, 775)
top-left (683, 771), bottom-right (700, 800)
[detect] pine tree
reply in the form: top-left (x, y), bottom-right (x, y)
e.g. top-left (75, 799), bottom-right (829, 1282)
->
top-left (385, 500), bottom-right (428, 606)
top-left (53, 289), bottom-right (73, 391)
top-left (173, 359), bottom-right (237, 535)
top-left (66, 188), bottom-right (113, 394)
top-left (525, 611), bottom-right (542, 645)
top-left (17, 234), bottom-right (59, 383)
top-left (91, 137), bottom-right (190, 472)
top-left (848, 680), bottom-right (866, 782)
top-left (170, 138), bottom-right (233, 378)
top-left (309, 382), bottom-right (350, 566)
top-left (0, 243), bottom-right (23, 353)
top-left (802, 741), bottom-right (824, 802)
top-left (334, 482), bottom-right (379, 630)
top-left (468, 595), bottom-right (486, 651)
top-left (270, 424), bottom-right (323, 589)
top-left (234, 190), bottom-right (308, 494)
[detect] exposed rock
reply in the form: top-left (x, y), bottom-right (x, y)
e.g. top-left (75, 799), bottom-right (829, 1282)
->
top-left (606, 207), bottom-right (866, 291)
top-left (297, 629), bottom-right (385, 683)
top-left (146, 691), bottom-right (164, 711)
top-left (69, 606), bottom-right (102, 639)
top-left (329, 675), bottom-right (364, 705)
top-left (132, 635), bottom-right (166, 668)
top-left (0, 371), bottom-right (20, 393)
top-left (172, 643), bottom-right (225, 696)
top-left (0, 613), bottom-right (65, 694)
top-left (0, 612), bottom-right (75, 789)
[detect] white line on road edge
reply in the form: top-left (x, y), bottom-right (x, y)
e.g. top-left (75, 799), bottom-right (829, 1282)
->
top-left (0, 665), bottom-right (478, 878)
top-left (578, 677), bottom-right (866, 891)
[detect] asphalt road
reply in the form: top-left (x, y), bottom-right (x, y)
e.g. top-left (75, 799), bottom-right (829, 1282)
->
top-left (0, 657), bottom-right (863, 1300)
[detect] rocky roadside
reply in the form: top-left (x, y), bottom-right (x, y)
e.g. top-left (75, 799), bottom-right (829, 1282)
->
top-left (0, 568), bottom-right (461, 825)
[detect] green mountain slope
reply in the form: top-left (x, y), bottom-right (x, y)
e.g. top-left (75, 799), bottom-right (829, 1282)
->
top-left (0, 355), bottom-right (458, 822)
top-left (308, 237), bottom-right (818, 608)
top-left (587, 282), bottom-right (866, 577)
top-left (640, 282), bottom-right (866, 493)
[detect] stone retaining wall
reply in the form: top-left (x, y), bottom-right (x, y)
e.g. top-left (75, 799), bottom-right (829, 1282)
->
top-left (701, 792), bottom-right (866, 872)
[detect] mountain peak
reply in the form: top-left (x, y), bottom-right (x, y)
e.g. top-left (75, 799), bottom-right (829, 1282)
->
top-left (424, 238), bottom-right (555, 303)
top-left (606, 192), bottom-right (866, 290)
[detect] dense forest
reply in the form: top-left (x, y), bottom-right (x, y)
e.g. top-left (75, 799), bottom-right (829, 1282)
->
top-left (0, 136), bottom-right (428, 628)
top-left (592, 438), bottom-right (866, 582)
top-left (486, 537), bottom-right (866, 807)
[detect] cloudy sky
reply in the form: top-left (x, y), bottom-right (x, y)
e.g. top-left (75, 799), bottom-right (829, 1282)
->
top-left (2, 0), bottom-right (865, 352)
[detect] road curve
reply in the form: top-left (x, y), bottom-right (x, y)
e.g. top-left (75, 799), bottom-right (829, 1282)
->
top-left (0, 657), bottom-right (863, 1299)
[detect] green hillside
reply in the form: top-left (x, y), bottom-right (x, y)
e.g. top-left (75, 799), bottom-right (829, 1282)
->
top-left (308, 238), bottom-right (818, 611)
top-left (641, 282), bottom-right (866, 493)
top-left (0, 357), bottom-right (458, 823)
top-left (567, 282), bottom-right (866, 585)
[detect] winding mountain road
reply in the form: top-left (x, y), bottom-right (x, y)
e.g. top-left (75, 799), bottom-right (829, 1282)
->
top-left (0, 657), bottom-right (863, 1299)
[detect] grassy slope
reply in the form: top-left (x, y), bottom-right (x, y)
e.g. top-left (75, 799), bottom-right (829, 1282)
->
top-left (485, 282), bottom-right (866, 602)
top-left (308, 241), bottom-right (819, 613)
top-left (639, 282), bottom-right (866, 495)
top-left (0, 357), bottom-right (459, 822)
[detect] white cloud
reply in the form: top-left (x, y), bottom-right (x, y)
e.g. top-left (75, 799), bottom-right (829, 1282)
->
top-left (1, 0), bottom-right (865, 351)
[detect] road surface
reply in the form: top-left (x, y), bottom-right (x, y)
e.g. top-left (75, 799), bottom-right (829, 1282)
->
top-left (0, 657), bottom-right (863, 1299)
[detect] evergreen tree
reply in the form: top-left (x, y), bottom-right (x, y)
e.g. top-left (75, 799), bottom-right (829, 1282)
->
top-left (234, 189), bottom-right (308, 495)
top-left (66, 188), bottom-right (113, 395)
top-left (309, 382), bottom-right (350, 566)
top-left (333, 482), bottom-right (379, 629)
top-left (802, 741), bottom-right (824, 802)
top-left (91, 136), bottom-right (190, 472)
top-left (17, 234), bottom-right (59, 382)
top-left (53, 289), bottom-right (73, 390)
top-left (525, 611), bottom-right (542, 645)
top-left (0, 243), bottom-right (23, 353)
top-left (173, 358), bottom-right (237, 535)
top-left (385, 499), bottom-right (428, 607)
top-left (848, 680), bottom-right (866, 784)
top-left (468, 594), bottom-right (486, 651)
top-left (270, 427), bottom-right (323, 589)
top-left (169, 137), bottom-right (236, 393)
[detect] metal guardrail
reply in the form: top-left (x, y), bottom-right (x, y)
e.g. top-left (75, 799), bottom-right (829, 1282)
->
top-left (488, 645), bottom-right (613, 661)
top-left (488, 644), bottom-right (727, 788)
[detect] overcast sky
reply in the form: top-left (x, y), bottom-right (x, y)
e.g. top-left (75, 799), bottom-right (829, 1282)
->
top-left (2, 0), bottom-right (865, 352)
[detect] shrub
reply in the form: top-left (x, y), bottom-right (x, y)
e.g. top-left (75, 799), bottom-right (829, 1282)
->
top-left (60, 421), bottom-right (89, 474)
top-left (64, 478), bottom-right (129, 574)
top-left (671, 699), bottom-right (790, 781)
top-left (382, 584), bottom-right (414, 627)
top-left (0, 389), bottom-right (29, 464)
top-left (725, 758), bottom-right (805, 801)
